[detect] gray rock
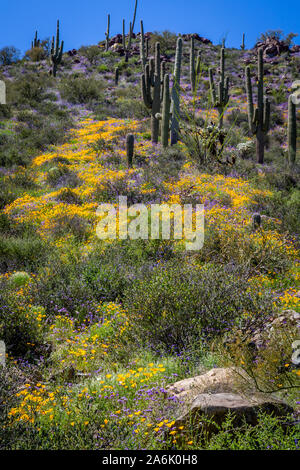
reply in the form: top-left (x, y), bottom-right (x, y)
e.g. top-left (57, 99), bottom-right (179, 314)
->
top-left (173, 392), bottom-right (293, 438)
top-left (165, 367), bottom-right (254, 404)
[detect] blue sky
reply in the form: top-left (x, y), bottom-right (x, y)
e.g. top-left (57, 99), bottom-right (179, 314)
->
top-left (1, 0), bottom-right (299, 54)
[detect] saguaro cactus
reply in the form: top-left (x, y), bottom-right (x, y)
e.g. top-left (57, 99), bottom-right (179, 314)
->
top-left (32, 31), bottom-right (40, 49)
top-left (241, 33), bottom-right (245, 50)
top-left (245, 47), bottom-right (270, 164)
top-left (190, 37), bottom-right (196, 92)
top-left (140, 20), bottom-right (147, 69)
top-left (209, 47), bottom-right (229, 128)
top-left (196, 50), bottom-right (201, 77)
top-left (288, 94), bottom-right (297, 167)
top-left (105, 14), bottom-right (110, 52)
top-left (115, 67), bottom-right (119, 86)
top-left (123, 0), bottom-right (138, 62)
top-left (51, 20), bottom-right (64, 77)
top-left (126, 134), bottom-right (134, 167)
top-left (170, 37), bottom-right (183, 145)
top-left (156, 74), bottom-right (171, 148)
top-left (141, 42), bottom-right (162, 143)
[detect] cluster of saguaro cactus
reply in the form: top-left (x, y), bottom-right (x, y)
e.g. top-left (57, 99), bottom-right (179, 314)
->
top-left (288, 93), bottom-right (297, 167)
top-left (146, 37), bottom-right (182, 147)
top-left (51, 20), bottom-right (64, 77)
top-left (105, 14), bottom-right (110, 52)
top-left (209, 47), bottom-right (230, 128)
top-left (31, 31), bottom-right (40, 49)
top-left (189, 37), bottom-right (201, 93)
top-left (141, 42), bottom-right (163, 143)
top-left (241, 33), bottom-right (245, 50)
top-left (245, 47), bottom-right (270, 164)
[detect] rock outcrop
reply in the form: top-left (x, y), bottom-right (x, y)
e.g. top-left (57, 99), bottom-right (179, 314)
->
top-left (165, 367), bottom-right (295, 439)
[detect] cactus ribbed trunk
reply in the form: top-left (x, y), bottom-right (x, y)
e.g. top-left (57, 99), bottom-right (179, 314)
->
top-left (140, 20), bottom-right (146, 69)
top-left (288, 95), bottom-right (297, 167)
top-left (190, 37), bottom-right (195, 92)
top-left (105, 14), bottom-right (110, 52)
top-left (126, 134), bottom-right (134, 167)
top-left (256, 128), bottom-right (265, 164)
top-left (161, 74), bottom-right (171, 147)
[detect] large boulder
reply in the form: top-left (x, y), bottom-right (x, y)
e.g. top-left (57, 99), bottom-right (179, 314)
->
top-left (173, 392), bottom-right (293, 438)
top-left (165, 367), bottom-right (254, 403)
top-left (165, 367), bottom-right (294, 439)
top-left (290, 45), bottom-right (300, 54)
top-left (254, 37), bottom-right (289, 57)
top-left (181, 33), bottom-right (212, 44)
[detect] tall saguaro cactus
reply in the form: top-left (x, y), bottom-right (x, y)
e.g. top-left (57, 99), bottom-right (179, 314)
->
top-left (288, 94), bottom-right (297, 167)
top-left (190, 37), bottom-right (196, 93)
top-left (32, 31), bottom-right (40, 49)
top-left (126, 134), bottom-right (135, 167)
top-left (241, 33), bottom-right (245, 50)
top-left (123, 0), bottom-right (138, 62)
top-left (51, 20), bottom-right (64, 77)
top-left (209, 47), bottom-right (229, 128)
top-left (141, 42), bottom-right (162, 143)
top-left (105, 14), bottom-right (110, 52)
top-left (245, 47), bottom-right (270, 164)
top-left (156, 74), bottom-right (171, 147)
top-left (170, 37), bottom-right (183, 145)
top-left (140, 20), bottom-right (147, 69)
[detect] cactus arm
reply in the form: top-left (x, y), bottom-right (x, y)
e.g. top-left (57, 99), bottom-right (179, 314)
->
top-left (170, 37), bottom-right (182, 145)
top-left (142, 73), bottom-right (152, 109)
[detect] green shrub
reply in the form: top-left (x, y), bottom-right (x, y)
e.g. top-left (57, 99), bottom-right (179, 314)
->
top-left (59, 76), bottom-right (105, 104)
top-left (124, 263), bottom-right (274, 352)
top-left (25, 47), bottom-right (47, 62)
top-left (9, 271), bottom-right (30, 288)
top-left (149, 31), bottom-right (177, 55)
top-left (0, 279), bottom-right (45, 356)
top-left (0, 235), bottom-right (51, 272)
